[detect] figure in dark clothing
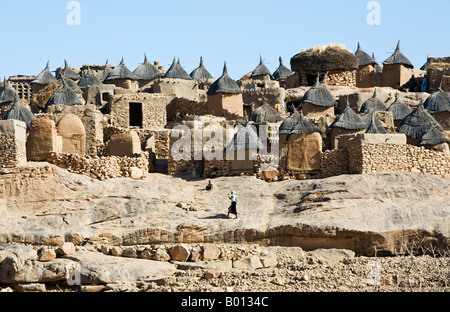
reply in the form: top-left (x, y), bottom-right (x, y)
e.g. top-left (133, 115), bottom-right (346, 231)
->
top-left (408, 75), bottom-right (417, 92)
top-left (206, 180), bottom-right (213, 191)
top-left (227, 190), bottom-right (238, 219)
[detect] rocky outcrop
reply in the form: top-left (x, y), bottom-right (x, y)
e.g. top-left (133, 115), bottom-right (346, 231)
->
top-left (0, 164), bottom-right (449, 256)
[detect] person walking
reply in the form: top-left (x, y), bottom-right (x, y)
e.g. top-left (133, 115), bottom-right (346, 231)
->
top-left (227, 190), bottom-right (238, 219)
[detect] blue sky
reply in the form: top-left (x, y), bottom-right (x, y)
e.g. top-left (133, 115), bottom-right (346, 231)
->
top-left (1, 0), bottom-right (449, 80)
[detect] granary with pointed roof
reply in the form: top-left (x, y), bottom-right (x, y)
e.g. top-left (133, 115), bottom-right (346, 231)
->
top-left (381, 40), bottom-right (415, 89)
top-left (0, 79), bottom-right (19, 119)
top-left (190, 57), bottom-right (213, 81)
top-left (133, 54), bottom-right (163, 88)
top-left (300, 75), bottom-right (337, 118)
top-left (44, 78), bottom-right (85, 112)
top-left (354, 43), bottom-right (382, 88)
top-left (386, 94), bottom-right (413, 127)
top-left (78, 67), bottom-right (115, 107)
top-left (56, 60), bottom-right (81, 81)
top-left (31, 61), bottom-right (58, 94)
top-left (250, 56), bottom-right (273, 80)
top-left (397, 102), bottom-right (444, 145)
top-left (104, 58), bottom-right (140, 90)
top-left (206, 62), bottom-right (244, 117)
top-left (272, 57), bottom-right (293, 87)
top-left (329, 100), bottom-right (367, 149)
top-left (3, 95), bottom-right (35, 128)
top-left (359, 89), bottom-right (387, 114)
top-left (423, 86), bottom-right (450, 130)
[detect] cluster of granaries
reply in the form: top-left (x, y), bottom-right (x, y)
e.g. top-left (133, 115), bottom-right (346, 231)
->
top-left (0, 42), bottom-right (449, 180)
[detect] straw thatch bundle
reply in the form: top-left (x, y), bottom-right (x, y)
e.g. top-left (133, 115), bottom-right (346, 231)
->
top-left (291, 44), bottom-right (359, 73)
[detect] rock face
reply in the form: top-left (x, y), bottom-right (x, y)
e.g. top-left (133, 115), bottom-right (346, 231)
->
top-left (0, 164), bottom-right (449, 256)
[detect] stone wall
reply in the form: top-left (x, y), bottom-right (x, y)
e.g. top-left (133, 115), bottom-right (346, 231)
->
top-left (0, 134), bottom-right (26, 168)
top-left (0, 120), bottom-right (27, 168)
top-left (326, 71), bottom-right (357, 87)
top-left (357, 144), bottom-right (450, 179)
top-left (46, 152), bottom-right (150, 180)
top-left (108, 93), bottom-right (168, 129)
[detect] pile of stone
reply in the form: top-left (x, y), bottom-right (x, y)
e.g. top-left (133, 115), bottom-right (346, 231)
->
top-left (46, 152), bottom-right (149, 180)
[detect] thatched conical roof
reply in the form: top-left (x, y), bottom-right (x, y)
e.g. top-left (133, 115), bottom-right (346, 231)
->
top-left (418, 126), bottom-right (450, 146)
top-left (250, 56), bottom-right (272, 79)
top-left (32, 61), bottom-right (58, 85)
top-left (78, 67), bottom-right (103, 88)
top-left (423, 87), bottom-right (450, 114)
top-left (3, 96), bottom-right (35, 128)
top-left (301, 75), bottom-right (337, 107)
top-left (57, 60), bottom-right (80, 80)
top-left (227, 124), bottom-right (262, 151)
top-left (44, 79), bottom-right (84, 111)
top-left (383, 41), bottom-right (413, 68)
top-left (105, 58), bottom-right (140, 81)
top-left (62, 77), bottom-right (83, 94)
top-left (291, 45), bottom-right (359, 73)
top-left (207, 62), bottom-right (242, 95)
top-left (330, 100), bottom-right (367, 130)
top-left (163, 58), bottom-right (193, 80)
top-left (133, 54), bottom-right (163, 81)
top-left (190, 57), bottom-right (213, 80)
top-left (288, 111), bottom-right (322, 135)
top-left (386, 95), bottom-right (412, 120)
top-left (250, 103), bottom-right (283, 123)
top-left (272, 57), bottom-right (293, 81)
top-left (359, 89), bottom-right (387, 113)
top-left (0, 79), bottom-right (18, 104)
top-left (363, 112), bottom-right (387, 134)
top-left (279, 110), bottom-right (303, 134)
top-left (355, 43), bottom-right (377, 66)
top-left (397, 103), bottom-right (444, 138)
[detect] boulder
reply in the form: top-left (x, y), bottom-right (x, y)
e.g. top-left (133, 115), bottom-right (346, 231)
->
top-left (152, 249), bottom-right (171, 262)
top-left (63, 251), bottom-right (177, 284)
top-left (0, 255), bottom-right (76, 284)
top-left (14, 283), bottom-right (46, 292)
top-left (308, 248), bottom-right (356, 265)
top-left (121, 247), bottom-right (137, 258)
top-left (259, 253), bottom-right (278, 268)
top-left (202, 245), bottom-right (221, 260)
top-left (204, 269), bottom-right (221, 280)
top-left (38, 249), bottom-right (56, 262)
top-left (168, 244), bottom-right (190, 262)
top-left (56, 242), bottom-right (76, 257)
top-left (233, 255), bottom-right (263, 271)
top-left (110, 246), bottom-right (123, 257)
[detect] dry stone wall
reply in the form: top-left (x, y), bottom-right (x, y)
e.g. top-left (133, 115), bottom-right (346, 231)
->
top-left (46, 152), bottom-right (150, 180)
top-left (0, 134), bottom-right (26, 168)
